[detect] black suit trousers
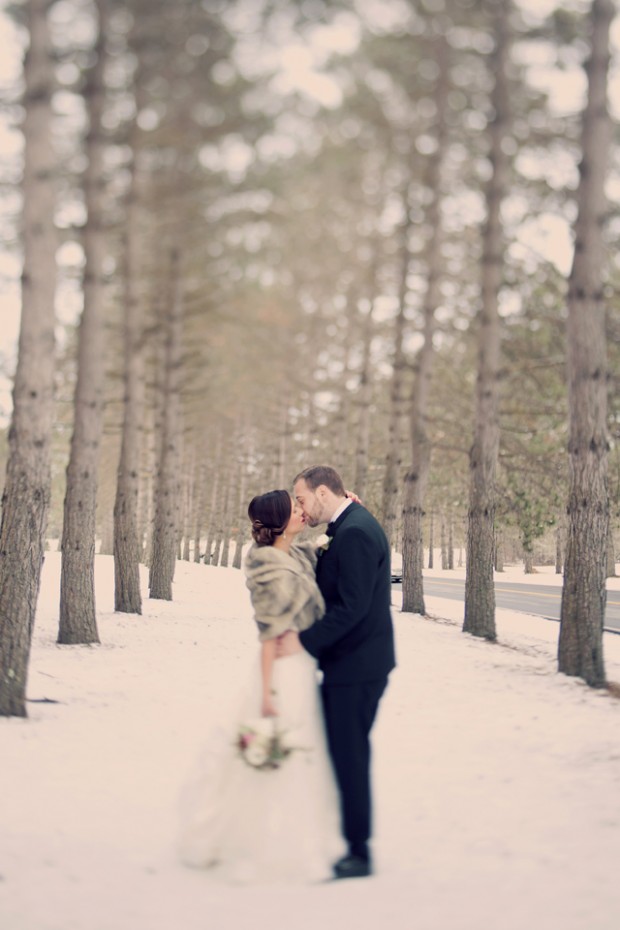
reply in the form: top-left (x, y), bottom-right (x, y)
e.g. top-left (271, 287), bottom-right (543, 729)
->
top-left (321, 677), bottom-right (388, 857)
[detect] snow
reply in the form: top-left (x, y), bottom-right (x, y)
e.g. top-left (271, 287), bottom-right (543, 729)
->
top-left (2, 553), bottom-right (620, 930)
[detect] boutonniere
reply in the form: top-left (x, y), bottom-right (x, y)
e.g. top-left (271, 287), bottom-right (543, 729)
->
top-left (315, 533), bottom-right (332, 553)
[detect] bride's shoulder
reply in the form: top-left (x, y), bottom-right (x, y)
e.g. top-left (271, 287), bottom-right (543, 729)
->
top-left (290, 540), bottom-right (318, 573)
top-left (244, 542), bottom-right (316, 581)
top-left (244, 543), bottom-right (298, 578)
top-left (245, 543), bottom-right (281, 568)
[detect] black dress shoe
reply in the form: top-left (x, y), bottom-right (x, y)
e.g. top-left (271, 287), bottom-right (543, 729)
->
top-left (333, 854), bottom-right (372, 879)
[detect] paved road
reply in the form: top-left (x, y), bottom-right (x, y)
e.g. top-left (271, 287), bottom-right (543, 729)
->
top-left (393, 576), bottom-right (620, 634)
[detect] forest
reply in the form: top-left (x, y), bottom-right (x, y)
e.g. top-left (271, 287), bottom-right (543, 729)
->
top-left (0, 0), bottom-right (618, 717)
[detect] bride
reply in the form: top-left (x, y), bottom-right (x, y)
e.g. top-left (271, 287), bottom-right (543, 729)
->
top-left (178, 489), bottom-right (341, 884)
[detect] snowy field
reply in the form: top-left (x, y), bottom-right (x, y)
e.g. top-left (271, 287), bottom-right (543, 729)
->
top-left (2, 553), bottom-right (620, 930)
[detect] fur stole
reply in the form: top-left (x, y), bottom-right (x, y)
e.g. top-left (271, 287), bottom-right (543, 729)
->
top-left (244, 541), bottom-right (324, 642)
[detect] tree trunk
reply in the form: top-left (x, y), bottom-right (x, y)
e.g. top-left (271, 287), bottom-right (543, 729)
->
top-left (58, 0), bottom-right (108, 645)
top-left (181, 451), bottom-right (193, 562)
top-left (217, 470), bottom-right (231, 567)
top-left (401, 37), bottom-right (449, 616)
top-left (270, 398), bottom-right (287, 489)
top-left (523, 549), bottom-right (534, 574)
top-left (220, 534), bottom-right (230, 568)
top-left (212, 533), bottom-right (223, 567)
top-left (558, 0), bottom-right (613, 688)
top-left (463, 2), bottom-right (511, 641)
top-left (0, 0), bottom-right (56, 717)
top-left (448, 512), bottom-right (454, 570)
top-left (149, 250), bottom-right (183, 600)
top-left (428, 511), bottom-right (434, 569)
top-left (440, 516), bottom-right (448, 570)
top-left (232, 446), bottom-right (249, 570)
top-left (606, 523), bottom-right (616, 578)
top-left (113, 132), bottom-right (145, 614)
top-left (204, 516), bottom-right (216, 565)
top-left (232, 526), bottom-right (246, 570)
top-left (381, 203), bottom-right (412, 547)
top-left (555, 525), bottom-right (563, 575)
top-left (327, 290), bottom-right (360, 481)
top-left (353, 300), bottom-right (374, 501)
top-left (138, 400), bottom-right (156, 566)
top-left (204, 437), bottom-right (222, 565)
top-left (192, 451), bottom-right (206, 563)
top-left (495, 529), bottom-right (504, 572)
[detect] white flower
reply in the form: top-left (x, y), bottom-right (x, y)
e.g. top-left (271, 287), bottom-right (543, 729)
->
top-left (236, 718), bottom-right (302, 770)
top-left (249, 717), bottom-right (275, 737)
top-left (278, 727), bottom-right (302, 751)
top-left (244, 741), bottom-right (269, 767)
top-left (315, 533), bottom-right (331, 552)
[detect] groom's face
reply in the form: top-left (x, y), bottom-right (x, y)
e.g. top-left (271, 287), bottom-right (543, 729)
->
top-left (294, 479), bottom-right (327, 528)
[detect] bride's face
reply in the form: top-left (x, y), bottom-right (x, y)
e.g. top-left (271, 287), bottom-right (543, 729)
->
top-left (285, 497), bottom-right (306, 536)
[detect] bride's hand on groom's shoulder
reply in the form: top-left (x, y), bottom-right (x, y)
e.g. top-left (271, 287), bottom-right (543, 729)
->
top-left (345, 489), bottom-right (363, 505)
top-left (275, 630), bottom-right (301, 658)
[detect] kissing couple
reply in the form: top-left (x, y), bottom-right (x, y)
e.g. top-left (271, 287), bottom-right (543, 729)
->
top-left (179, 465), bottom-right (396, 885)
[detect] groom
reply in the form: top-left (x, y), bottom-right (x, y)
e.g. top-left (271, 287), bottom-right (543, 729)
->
top-left (278, 465), bottom-right (396, 880)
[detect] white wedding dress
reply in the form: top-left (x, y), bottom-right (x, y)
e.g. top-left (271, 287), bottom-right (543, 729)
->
top-left (178, 649), bottom-right (342, 885)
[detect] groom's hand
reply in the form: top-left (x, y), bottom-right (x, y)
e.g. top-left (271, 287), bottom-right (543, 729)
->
top-left (276, 631), bottom-right (302, 657)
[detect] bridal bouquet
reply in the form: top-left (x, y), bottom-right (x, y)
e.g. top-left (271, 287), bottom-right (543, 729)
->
top-left (236, 717), bottom-right (298, 771)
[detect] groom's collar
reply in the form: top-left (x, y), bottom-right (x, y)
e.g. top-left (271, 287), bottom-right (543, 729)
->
top-left (327, 498), bottom-right (354, 535)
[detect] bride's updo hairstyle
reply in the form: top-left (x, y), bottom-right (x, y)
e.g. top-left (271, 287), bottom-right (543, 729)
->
top-left (247, 489), bottom-right (292, 547)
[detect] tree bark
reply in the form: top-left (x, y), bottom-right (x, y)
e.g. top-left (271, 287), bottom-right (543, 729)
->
top-left (138, 400), bottom-right (156, 566)
top-left (180, 446), bottom-right (193, 562)
top-left (0, 0), bottom-right (56, 716)
top-left (192, 449), bottom-right (206, 563)
top-left (353, 299), bottom-right (375, 501)
top-left (270, 398), bottom-right (288, 489)
top-left (606, 524), bottom-right (616, 578)
top-left (217, 469), bottom-right (232, 567)
top-left (204, 435), bottom-right (223, 565)
top-left (555, 525), bottom-right (563, 575)
top-left (232, 445), bottom-right (249, 570)
top-left (495, 529), bottom-right (504, 573)
top-left (182, 486), bottom-right (192, 561)
top-left (401, 37), bottom-right (449, 616)
top-left (149, 250), bottom-right (183, 600)
top-left (113, 127), bottom-right (145, 613)
top-left (440, 516), bottom-right (448, 570)
top-left (381, 203), bottom-right (412, 547)
top-left (428, 511), bottom-right (434, 569)
top-left (463, 1), bottom-right (511, 640)
top-left (558, 0), bottom-right (613, 687)
top-left (58, 0), bottom-right (108, 645)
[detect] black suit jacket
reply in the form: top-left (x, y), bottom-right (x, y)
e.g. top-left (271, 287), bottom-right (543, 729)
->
top-left (299, 502), bottom-right (396, 684)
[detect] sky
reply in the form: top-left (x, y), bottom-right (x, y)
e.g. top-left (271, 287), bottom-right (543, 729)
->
top-left (0, 0), bottom-right (619, 423)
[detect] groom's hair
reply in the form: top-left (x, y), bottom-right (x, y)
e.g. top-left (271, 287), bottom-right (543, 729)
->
top-left (294, 465), bottom-right (346, 497)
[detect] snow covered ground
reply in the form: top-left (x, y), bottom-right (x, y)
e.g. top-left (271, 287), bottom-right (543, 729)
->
top-left (2, 553), bottom-right (620, 930)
